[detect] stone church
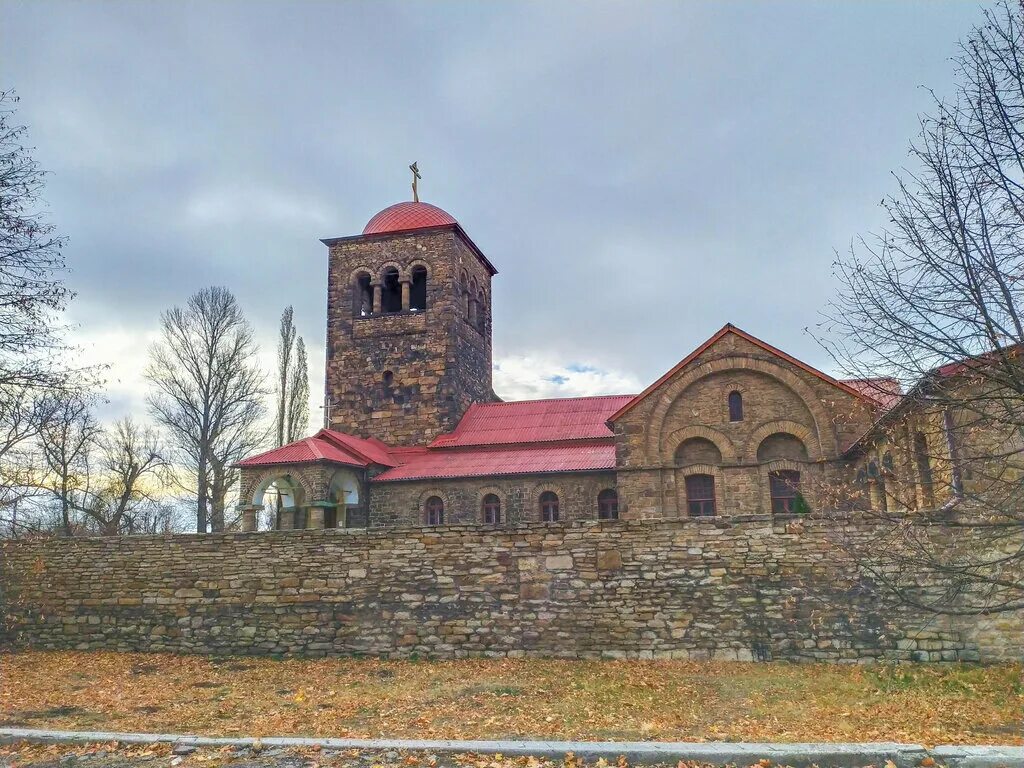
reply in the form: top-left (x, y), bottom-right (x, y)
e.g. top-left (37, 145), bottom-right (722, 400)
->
top-left (235, 197), bottom-right (922, 531)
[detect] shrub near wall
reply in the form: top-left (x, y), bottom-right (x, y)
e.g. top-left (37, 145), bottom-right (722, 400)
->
top-left (1, 518), bottom-right (1021, 661)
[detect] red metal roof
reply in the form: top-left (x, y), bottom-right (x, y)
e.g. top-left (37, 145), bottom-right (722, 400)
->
top-left (375, 443), bottom-right (615, 482)
top-left (236, 436), bottom-right (368, 469)
top-left (235, 429), bottom-right (397, 469)
top-left (429, 395), bottom-right (635, 448)
top-left (362, 201), bottom-right (457, 235)
top-left (839, 377), bottom-right (903, 411)
top-left (319, 429), bottom-right (397, 467)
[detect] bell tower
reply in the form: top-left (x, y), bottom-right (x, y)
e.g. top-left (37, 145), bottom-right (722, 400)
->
top-left (321, 199), bottom-right (497, 446)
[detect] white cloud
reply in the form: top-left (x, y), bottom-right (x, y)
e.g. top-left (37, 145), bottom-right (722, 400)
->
top-left (493, 354), bottom-right (642, 402)
top-left (183, 184), bottom-right (333, 229)
top-left (67, 323), bottom-right (162, 421)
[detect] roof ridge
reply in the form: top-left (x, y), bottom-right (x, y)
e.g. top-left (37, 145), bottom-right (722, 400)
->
top-left (427, 437), bottom-right (614, 452)
top-left (473, 393), bottom-right (636, 407)
top-left (304, 436), bottom-right (327, 461)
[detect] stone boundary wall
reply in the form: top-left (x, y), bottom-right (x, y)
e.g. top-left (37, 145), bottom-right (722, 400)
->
top-left (2, 517), bottom-right (1021, 661)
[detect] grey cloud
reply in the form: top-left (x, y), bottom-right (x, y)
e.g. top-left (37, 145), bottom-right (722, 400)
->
top-left (1, 0), bottom-right (988, 418)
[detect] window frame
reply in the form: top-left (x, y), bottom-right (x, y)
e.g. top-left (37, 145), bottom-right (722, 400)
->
top-left (768, 470), bottom-right (801, 514)
top-left (425, 496), bottom-right (445, 526)
top-left (380, 267), bottom-right (402, 314)
top-left (481, 493), bottom-right (501, 525)
top-left (597, 488), bottom-right (618, 520)
top-left (728, 390), bottom-right (743, 422)
top-left (409, 265), bottom-right (428, 312)
top-left (539, 491), bottom-right (560, 522)
top-left (685, 474), bottom-right (717, 517)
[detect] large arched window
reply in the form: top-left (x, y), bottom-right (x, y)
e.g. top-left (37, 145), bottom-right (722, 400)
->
top-left (539, 491), bottom-right (560, 522)
top-left (685, 474), bottom-right (716, 517)
top-left (757, 433), bottom-right (809, 463)
top-left (674, 437), bottom-right (723, 466)
top-left (768, 470), bottom-right (802, 514)
top-left (410, 265), bottom-right (427, 311)
top-left (381, 267), bottom-right (402, 313)
top-left (482, 493), bottom-right (501, 524)
top-left (728, 390), bottom-right (743, 422)
top-left (425, 496), bottom-right (445, 526)
top-left (353, 272), bottom-right (372, 317)
top-left (597, 489), bottom-right (618, 520)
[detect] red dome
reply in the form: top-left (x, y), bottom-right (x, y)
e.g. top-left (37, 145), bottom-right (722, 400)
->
top-left (362, 201), bottom-right (457, 235)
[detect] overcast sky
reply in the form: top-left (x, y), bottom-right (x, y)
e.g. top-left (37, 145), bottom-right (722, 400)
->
top-left (2, 0), bottom-right (987, 425)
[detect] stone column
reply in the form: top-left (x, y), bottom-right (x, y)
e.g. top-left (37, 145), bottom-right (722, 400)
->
top-left (239, 505), bottom-right (261, 532)
top-left (307, 506), bottom-right (325, 529)
top-left (279, 506), bottom-right (296, 530)
top-left (400, 279), bottom-right (411, 311)
top-left (372, 282), bottom-right (382, 314)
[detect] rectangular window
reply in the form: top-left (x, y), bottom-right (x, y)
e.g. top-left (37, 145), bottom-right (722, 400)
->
top-left (769, 470), bottom-right (801, 514)
top-left (685, 474), bottom-right (716, 517)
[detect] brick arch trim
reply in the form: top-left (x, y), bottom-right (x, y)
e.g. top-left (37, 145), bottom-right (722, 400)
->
top-left (240, 466), bottom-right (315, 508)
top-left (662, 425), bottom-right (738, 464)
top-left (348, 265), bottom-right (376, 283)
top-left (475, 485), bottom-right (505, 523)
top-left (746, 419), bottom-right (821, 462)
top-left (376, 261), bottom-right (404, 282)
top-left (760, 458), bottom-right (813, 513)
top-left (675, 464), bottom-right (723, 517)
top-left (529, 481), bottom-right (569, 522)
top-left (416, 487), bottom-right (453, 525)
top-left (647, 356), bottom-right (832, 462)
top-left (405, 259), bottom-right (432, 280)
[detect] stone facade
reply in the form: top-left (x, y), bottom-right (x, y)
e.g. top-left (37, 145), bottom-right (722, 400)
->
top-left (366, 472), bottom-right (617, 527)
top-left (3, 518), bottom-right (1021, 661)
top-left (613, 331), bottom-right (876, 519)
top-left (324, 226), bottom-right (496, 446)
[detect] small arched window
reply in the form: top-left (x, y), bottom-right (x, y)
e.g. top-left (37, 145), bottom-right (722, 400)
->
top-left (769, 470), bottom-right (802, 514)
top-left (425, 496), bottom-right (444, 526)
top-left (353, 272), bottom-right (372, 317)
top-left (482, 493), bottom-right (501, 524)
top-left (410, 265), bottom-right (427, 311)
top-left (685, 474), bottom-right (716, 517)
top-left (728, 390), bottom-right (743, 422)
top-left (597, 489), bottom-right (618, 520)
top-left (381, 267), bottom-right (402, 313)
top-left (539, 491), bottom-right (559, 522)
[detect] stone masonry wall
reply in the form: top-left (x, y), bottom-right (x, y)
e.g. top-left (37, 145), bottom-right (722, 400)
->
top-left (324, 228), bottom-right (495, 446)
top-left (367, 472), bottom-right (617, 527)
top-left (2, 517), bottom-right (1021, 662)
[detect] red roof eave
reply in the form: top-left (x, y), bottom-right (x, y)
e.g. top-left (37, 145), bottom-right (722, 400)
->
top-left (320, 223), bottom-right (497, 276)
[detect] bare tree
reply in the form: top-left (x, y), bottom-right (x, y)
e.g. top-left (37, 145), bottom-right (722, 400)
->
top-left (36, 391), bottom-right (101, 536)
top-left (146, 287), bottom-right (267, 532)
top-left (0, 91), bottom-right (84, 529)
top-left (287, 336), bottom-right (309, 443)
top-left (80, 418), bottom-right (167, 536)
top-left (31, 415), bottom-right (167, 536)
top-left (275, 306), bottom-right (310, 446)
top-left (820, 0), bottom-right (1024, 614)
top-left (0, 90), bottom-right (70, 392)
top-left (0, 385), bottom-right (56, 535)
top-left (275, 306), bottom-right (297, 447)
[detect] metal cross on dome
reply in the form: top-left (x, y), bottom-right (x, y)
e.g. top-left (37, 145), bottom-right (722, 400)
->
top-left (409, 161), bottom-right (421, 203)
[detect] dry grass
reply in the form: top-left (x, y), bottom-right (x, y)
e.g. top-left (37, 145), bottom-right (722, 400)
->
top-left (1, 651), bottom-right (1021, 745)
